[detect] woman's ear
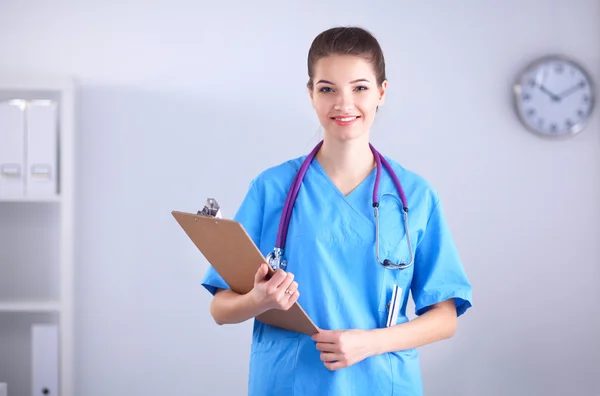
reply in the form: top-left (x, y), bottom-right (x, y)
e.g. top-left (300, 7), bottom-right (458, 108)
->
top-left (378, 80), bottom-right (388, 106)
top-left (308, 85), bottom-right (315, 108)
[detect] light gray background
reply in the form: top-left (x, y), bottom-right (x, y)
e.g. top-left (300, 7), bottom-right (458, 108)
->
top-left (1, 0), bottom-right (599, 395)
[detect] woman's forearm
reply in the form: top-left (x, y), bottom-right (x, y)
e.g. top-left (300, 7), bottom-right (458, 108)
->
top-left (209, 289), bottom-right (266, 325)
top-left (369, 299), bottom-right (458, 355)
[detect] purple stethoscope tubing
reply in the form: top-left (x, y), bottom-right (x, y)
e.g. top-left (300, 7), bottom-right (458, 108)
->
top-left (266, 140), bottom-right (414, 271)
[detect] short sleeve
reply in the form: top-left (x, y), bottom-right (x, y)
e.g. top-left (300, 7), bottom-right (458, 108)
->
top-left (200, 178), bottom-right (264, 296)
top-left (411, 195), bottom-right (472, 317)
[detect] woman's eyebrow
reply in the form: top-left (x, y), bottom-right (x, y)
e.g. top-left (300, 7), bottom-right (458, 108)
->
top-left (316, 78), bottom-right (371, 85)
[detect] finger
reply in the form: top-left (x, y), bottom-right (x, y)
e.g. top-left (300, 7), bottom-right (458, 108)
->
top-left (315, 342), bottom-right (338, 352)
top-left (291, 291), bottom-right (300, 303)
top-left (278, 274), bottom-right (298, 309)
top-left (254, 263), bottom-right (269, 284)
top-left (324, 360), bottom-right (346, 371)
top-left (285, 290), bottom-right (299, 308)
top-left (280, 285), bottom-right (299, 309)
top-left (319, 352), bottom-right (338, 362)
top-left (312, 330), bottom-right (338, 343)
top-left (268, 269), bottom-right (287, 287)
top-left (283, 281), bottom-right (298, 298)
top-left (274, 274), bottom-right (295, 300)
top-left (277, 272), bottom-right (295, 292)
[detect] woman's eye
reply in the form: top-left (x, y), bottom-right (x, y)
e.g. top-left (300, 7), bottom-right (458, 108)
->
top-left (355, 86), bottom-right (368, 91)
top-left (320, 87), bottom-right (333, 93)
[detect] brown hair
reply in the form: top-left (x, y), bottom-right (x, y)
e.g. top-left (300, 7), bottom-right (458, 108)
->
top-left (307, 26), bottom-right (387, 90)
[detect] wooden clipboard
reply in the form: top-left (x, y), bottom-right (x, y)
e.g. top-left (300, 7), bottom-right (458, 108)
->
top-left (172, 210), bottom-right (320, 335)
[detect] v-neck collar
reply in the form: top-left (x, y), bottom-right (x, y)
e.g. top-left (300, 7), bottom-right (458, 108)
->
top-left (311, 158), bottom-right (378, 200)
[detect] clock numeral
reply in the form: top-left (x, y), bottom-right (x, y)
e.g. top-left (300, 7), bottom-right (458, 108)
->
top-left (565, 119), bottom-right (574, 128)
top-left (526, 108), bottom-right (536, 117)
top-left (578, 109), bottom-right (587, 118)
top-left (550, 123), bottom-right (558, 132)
top-left (523, 93), bottom-right (531, 101)
top-left (579, 80), bottom-right (586, 88)
top-left (555, 64), bottom-right (564, 74)
top-left (537, 118), bottom-right (545, 126)
top-left (583, 94), bottom-right (590, 103)
top-left (528, 78), bottom-right (536, 88)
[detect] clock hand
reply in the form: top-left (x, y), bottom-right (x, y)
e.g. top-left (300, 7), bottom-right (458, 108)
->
top-left (538, 84), bottom-right (561, 102)
top-left (557, 82), bottom-right (585, 99)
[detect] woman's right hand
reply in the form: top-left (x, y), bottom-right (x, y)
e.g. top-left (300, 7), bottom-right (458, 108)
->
top-left (249, 263), bottom-right (299, 313)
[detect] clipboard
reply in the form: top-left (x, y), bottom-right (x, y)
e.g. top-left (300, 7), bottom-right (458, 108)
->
top-left (172, 200), bottom-right (320, 336)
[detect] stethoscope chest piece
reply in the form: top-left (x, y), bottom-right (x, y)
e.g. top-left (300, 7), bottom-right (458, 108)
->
top-left (266, 247), bottom-right (287, 271)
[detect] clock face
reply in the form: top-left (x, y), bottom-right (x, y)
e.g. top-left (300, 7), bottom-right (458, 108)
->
top-left (514, 56), bottom-right (595, 137)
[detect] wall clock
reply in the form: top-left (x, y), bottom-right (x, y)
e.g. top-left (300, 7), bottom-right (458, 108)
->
top-left (513, 55), bottom-right (595, 138)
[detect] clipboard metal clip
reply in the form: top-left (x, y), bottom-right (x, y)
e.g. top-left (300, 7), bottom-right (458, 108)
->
top-left (198, 198), bottom-right (222, 218)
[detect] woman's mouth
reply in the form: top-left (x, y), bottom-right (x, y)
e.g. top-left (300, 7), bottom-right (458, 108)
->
top-left (331, 116), bottom-right (360, 126)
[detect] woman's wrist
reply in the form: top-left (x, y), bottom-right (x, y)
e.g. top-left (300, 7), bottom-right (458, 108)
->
top-left (366, 328), bottom-right (386, 356)
top-left (366, 325), bottom-right (407, 356)
top-left (245, 289), bottom-right (269, 318)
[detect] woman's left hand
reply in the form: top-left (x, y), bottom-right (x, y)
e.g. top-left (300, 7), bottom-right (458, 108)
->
top-left (312, 329), bottom-right (377, 370)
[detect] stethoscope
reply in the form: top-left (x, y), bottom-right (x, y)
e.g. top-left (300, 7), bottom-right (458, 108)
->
top-left (266, 140), bottom-right (414, 272)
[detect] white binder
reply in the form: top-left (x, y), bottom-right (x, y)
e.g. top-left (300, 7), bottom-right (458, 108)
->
top-left (25, 100), bottom-right (58, 197)
top-left (0, 100), bottom-right (26, 198)
top-left (0, 382), bottom-right (7, 396)
top-left (31, 324), bottom-right (59, 396)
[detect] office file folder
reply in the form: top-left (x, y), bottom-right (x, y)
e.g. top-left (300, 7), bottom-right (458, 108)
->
top-left (0, 383), bottom-right (6, 396)
top-left (0, 100), bottom-right (26, 198)
top-left (172, 209), bottom-right (320, 335)
top-left (31, 324), bottom-right (58, 396)
top-left (25, 100), bottom-right (58, 197)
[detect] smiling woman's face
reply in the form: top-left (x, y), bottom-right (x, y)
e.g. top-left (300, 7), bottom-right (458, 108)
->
top-left (309, 54), bottom-right (387, 142)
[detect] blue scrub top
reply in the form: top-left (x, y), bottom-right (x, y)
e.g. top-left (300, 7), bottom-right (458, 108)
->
top-left (201, 154), bottom-right (473, 396)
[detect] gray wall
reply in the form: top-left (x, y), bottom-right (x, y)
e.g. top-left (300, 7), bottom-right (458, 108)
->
top-left (1, 0), bottom-right (599, 395)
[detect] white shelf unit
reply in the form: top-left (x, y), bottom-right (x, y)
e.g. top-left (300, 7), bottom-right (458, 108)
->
top-left (0, 74), bottom-right (75, 396)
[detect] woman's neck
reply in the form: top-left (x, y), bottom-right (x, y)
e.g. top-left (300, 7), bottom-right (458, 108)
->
top-left (315, 135), bottom-right (375, 196)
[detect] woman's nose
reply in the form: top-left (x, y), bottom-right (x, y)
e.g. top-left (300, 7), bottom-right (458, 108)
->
top-left (334, 92), bottom-right (355, 112)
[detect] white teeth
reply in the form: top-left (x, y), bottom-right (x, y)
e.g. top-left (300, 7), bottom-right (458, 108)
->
top-left (337, 117), bottom-right (356, 122)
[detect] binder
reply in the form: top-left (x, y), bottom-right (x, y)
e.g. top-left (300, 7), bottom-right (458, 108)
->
top-left (0, 382), bottom-right (6, 396)
top-left (172, 200), bottom-right (320, 336)
top-left (31, 324), bottom-right (59, 396)
top-left (25, 100), bottom-right (58, 197)
top-left (0, 100), bottom-right (26, 198)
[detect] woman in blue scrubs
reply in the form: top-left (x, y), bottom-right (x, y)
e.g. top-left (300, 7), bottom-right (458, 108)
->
top-left (201, 26), bottom-right (473, 396)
